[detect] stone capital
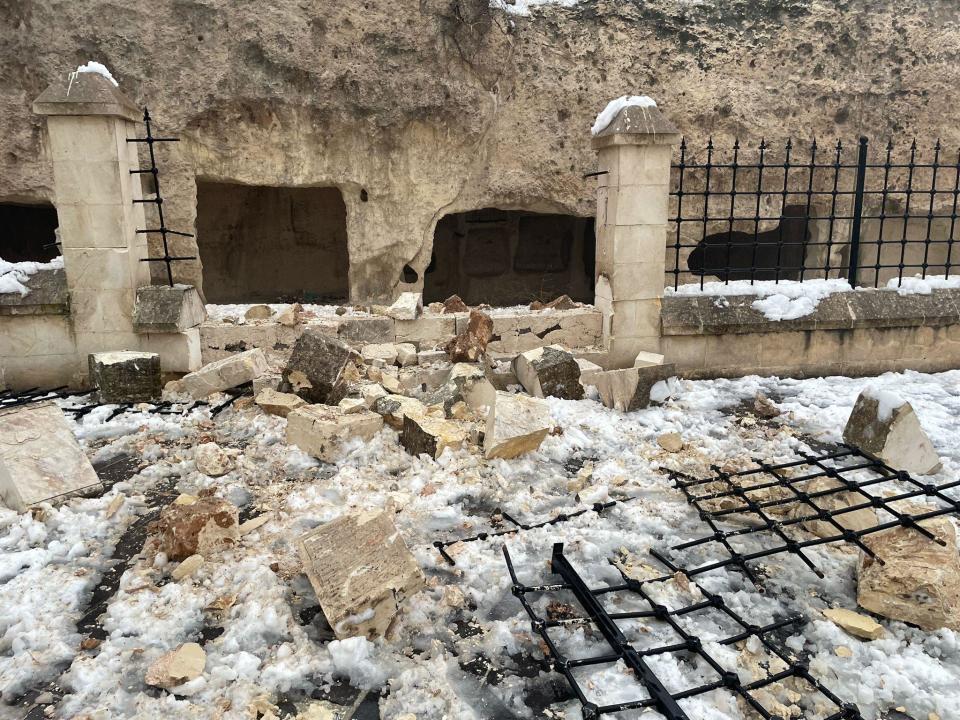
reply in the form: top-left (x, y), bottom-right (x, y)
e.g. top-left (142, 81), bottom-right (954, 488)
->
top-left (591, 104), bottom-right (682, 149)
top-left (33, 71), bottom-right (141, 122)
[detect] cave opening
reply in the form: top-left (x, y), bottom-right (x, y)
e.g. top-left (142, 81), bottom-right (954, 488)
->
top-left (195, 182), bottom-right (350, 304)
top-left (423, 208), bottom-right (595, 306)
top-left (0, 202), bottom-right (60, 262)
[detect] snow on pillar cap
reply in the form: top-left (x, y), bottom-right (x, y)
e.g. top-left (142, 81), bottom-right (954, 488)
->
top-left (33, 64), bottom-right (140, 122)
top-left (590, 95), bottom-right (681, 149)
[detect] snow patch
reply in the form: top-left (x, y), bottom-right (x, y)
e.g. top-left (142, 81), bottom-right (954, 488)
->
top-left (0, 255), bottom-right (63, 296)
top-left (72, 61), bottom-right (118, 87)
top-left (886, 274), bottom-right (960, 295)
top-left (666, 278), bottom-right (852, 321)
top-left (327, 637), bottom-right (388, 689)
top-left (863, 384), bottom-right (906, 421)
top-left (591, 95), bottom-right (658, 136)
top-left (490, 0), bottom-right (579, 17)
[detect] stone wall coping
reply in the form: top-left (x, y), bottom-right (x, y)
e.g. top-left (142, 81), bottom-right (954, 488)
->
top-left (0, 268), bottom-right (69, 316)
top-left (33, 71), bottom-right (141, 122)
top-left (662, 287), bottom-right (960, 336)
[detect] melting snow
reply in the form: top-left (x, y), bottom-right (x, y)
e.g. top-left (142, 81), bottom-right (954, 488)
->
top-left (591, 94), bottom-right (658, 135)
top-left (0, 255), bottom-right (63, 296)
top-left (72, 61), bottom-right (118, 87)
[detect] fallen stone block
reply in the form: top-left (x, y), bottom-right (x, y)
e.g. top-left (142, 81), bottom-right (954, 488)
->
top-left (337, 397), bottom-right (368, 414)
top-left (633, 351), bottom-right (665, 367)
top-left (276, 303), bottom-right (301, 327)
top-left (361, 343), bottom-right (399, 366)
top-left (88, 351), bottom-right (162, 404)
top-left (338, 316), bottom-right (395, 344)
top-left (387, 292), bottom-right (422, 321)
top-left (284, 329), bottom-right (354, 405)
top-left (244, 304), bottom-right (273, 320)
top-left (154, 497), bottom-right (240, 561)
top-left (417, 349), bottom-right (448, 365)
top-left (513, 345), bottom-right (584, 400)
top-left (425, 363), bottom-right (496, 417)
top-left (442, 294), bottom-right (469, 313)
top-left (821, 607), bottom-right (884, 640)
top-left (287, 405), bottom-right (384, 462)
top-left (657, 432), bottom-right (683, 453)
top-left (297, 510), bottom-right (425, 639)
top-left (372, 394), bottom-right (428, 430)
top-left (398, 363), bottom-right (450, 394)
top-left (133, 284), bottom-right (206, 332)
top-left (591, 363), bottom-right (675, 412)
top-left (857, 509), bottom-right (960, 631)
top-left (145, 643), bottom-right (206, 688)
top-left (446, 309), bottom-right (493, 362)
top-left (484, 391), bottom-right (553, 459)
top-left (395, 343), bottom-right (418, 367)
top-left (401, 414), bottom-right (468, 459)
top-left (252, 372), bottom-right (283, 396)
top-left (360, 383), bottom-right (390, 407)
top-left (181, 348), bottom-right (269, 399)
top-left (843, 388), bottom-right (941, 475)
top-left (194, 442), bottom-right (234, 477)
top-left (255, 388), bottom-right (306, 418)
top-left (530, 294), bottom-right (579, 311)
top-left (0, 401), bottom-right (103, 512)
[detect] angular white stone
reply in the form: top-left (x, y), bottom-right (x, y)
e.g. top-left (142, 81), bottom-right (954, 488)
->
top-left (843, 390), bottom-right (941, 475)
top-left (255, 388), bottom-right (306, 417)
top-left (361, 343), bottom-right (399, 366)
top-left (395, 343), bottom-right (418, 367)
top-left (484, 391), bottom-right (553, 459)
top-left (287, 405), bottom-right (384, 462)
top-left (194, 442), bottom-right (234, 477)
top-left (513, 345), bottom-right (583, 400)
top-left (181, 348), bottom-right (269, 399)
top-left (387, 292), bottom-right (423, 321)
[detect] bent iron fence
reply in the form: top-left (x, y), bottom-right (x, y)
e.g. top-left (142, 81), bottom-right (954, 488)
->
top-left (667, 137), bottom-right (960, 290)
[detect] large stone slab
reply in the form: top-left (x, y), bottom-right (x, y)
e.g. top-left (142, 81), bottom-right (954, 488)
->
top-left (372, 394), bottom-right (429, 430)
top-left (484, 391), bottom-right (553, 459)
top-left (88, 350), bottom-right (162, 403)
top-left (338, 316), bottom-right (395, 344)
top-left (287, 405), bottom-right (384, 462)
top-left (513, 345), bottom-right (584, 400)
top-left (297, 510), bottom-right (425, 639)
top-left (843, 389), bottom-right (941, 475)
top-left (133, 284), bottom-right (206, 332)
top-left (181, 348), bottom-right (269, 399)
top-left (589, 363), bottom-right (675, 412)
top-left (0, 401), bottom-right (102, 512)
top-left (284, 329), bottom-right (355, 404)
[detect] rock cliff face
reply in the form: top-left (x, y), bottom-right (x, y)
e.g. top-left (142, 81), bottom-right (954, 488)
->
top-left (2, 0), bottom-right (958, 300)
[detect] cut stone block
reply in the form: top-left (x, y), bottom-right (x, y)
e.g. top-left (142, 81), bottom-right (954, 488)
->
top-left (387, 292), bottom-right (422, 321)
top-left (361, 343), bottom-right (399, 366)
top-left (446, 309), bottom-right (493, 362)
top-left (843, 389), bottom-right (941, 475)
top-left (145, 643), bottom-right (206, 688)
top-left (252, 373), bottom-right (283, 395)
top-left (0, 401), bottom-right (102, 512)
top-left (821, 608), bottom-right (884, 640)
top-left (256, 388), bottom-right (307, 417)
top-left (360, 383), bottom-right (390, 407)
top-left (417, 349), bottom-right (448, 365)
top-left (633, 351), bottom-right (665, 367)
top-left (287, 405), bottom-right (384, 462)
top-left (425, 363), bottom-right (496, 417)
top-left (133, 284), bottom-right (206, 332)
top-left (396, 343), bottom-right (418, 367)
top-left (484, 391), bottom-right (553, 459)
top-left (337, 397), bottom-right (367, 414)
top-left (401, 413), bottom-right (468, 459)
top-left (513, 345), bottom-right (584, 400)
top-left (181, 348), bottom-right (268, 399)
top-left (140, 328), bottom-right (202, 373)
top-left (154, 497), bottom-right (240, 561)
top-left (372, 394), bottom-right (429, 430)
top-left (284, 329), bottom-right (355, 405)
top-left (338, 316), bottom-right (395, 344)
top-left (194, 441), bottom-right (234, 477)
top-left (591, 363), bottom-right (675, 412)
top-left (297, 510), bottom-right (425, 639)
top-left (857, 510), bottom-right (960, 631)
top-left (88, 350), bottom-right (162, 403)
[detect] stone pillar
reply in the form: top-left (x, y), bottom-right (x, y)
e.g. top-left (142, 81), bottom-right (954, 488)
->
top-left (591, 104), bottom-right (681, 369)
top-left (33, 71), bottom-right (151, 377)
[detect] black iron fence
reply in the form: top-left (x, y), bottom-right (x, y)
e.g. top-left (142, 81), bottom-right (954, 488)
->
top-left (668, 137), bottom-right (960, 290)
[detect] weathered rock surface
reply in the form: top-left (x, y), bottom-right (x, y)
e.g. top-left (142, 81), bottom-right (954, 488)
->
top-left (513, 345), bottom-right (584, 400)
top-left (145, 643), bottom-right (206, 688)
top-left (657, 432), bottom-right (683, 453)
top-left (338, 317), bottom-right (394, 344)
top-left (843, 390), bottom-right (941, 475)
top-left (154, 497), bottom-right (240, 561)
top-left (401, 413), bottom-right (468, 459)
top-left (591, 363), bottom-right (676, 412)
top-left (287, 405), bottom-right (384, 461)
top-left (181, 348), bottom-right (268, 399)
top-left (284, 329), bottom-right (354, 404)
top-left (244, 304), bottom-right (273, 320)
top-left (484, 391), bottom-right (552, 459)
top-left (0, 401), bottom-right (102, 512)
top-left (361, 343), bottom-right (399, 366)
top-left (297, 510), bottom-right (424, 639)
top-left (395, 343), bottom-right (418, 367)
top-left (194, 441), bottom-right (234, 477)
top-left (88, 351), bottom-right (162, 404)
top-left (857, 511), bottom-right (960, 631)
top-left (446, 310), bottom-right (493, 363)
top-left (255, 388), bottom-right (307, 417)
top-left (442, 295), bottom-right (469, 314)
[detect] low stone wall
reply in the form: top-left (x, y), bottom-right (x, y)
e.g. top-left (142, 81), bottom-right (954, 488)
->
top-left (661, 288), bottom-right (960, 379)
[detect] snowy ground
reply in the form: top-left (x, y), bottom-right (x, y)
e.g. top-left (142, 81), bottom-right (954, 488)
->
top-left (1, 369), bottom-right (959, 719)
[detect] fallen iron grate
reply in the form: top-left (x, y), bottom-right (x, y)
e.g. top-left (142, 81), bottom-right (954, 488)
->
top-left (660, 445), bottom-right (960, 587)
top-left (503, 542), bottom-right (862, 720)
top-left (0, 385), bottom-right (248, 419)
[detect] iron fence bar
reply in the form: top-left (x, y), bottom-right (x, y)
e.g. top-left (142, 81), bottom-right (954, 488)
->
top-left (774, 139), bottom-right (792, 283)
top-left (724, 139), bottom-right (739, 287)
top-left (749, 139), bottom-right (767, 285)
top-left (895, 140), bottom-right (918, 287)
top-left (672, 138), bottom-right (687, 291)
top-left (800, 138), bottom-right (817, 282)
top-left (823, 140), bottom-right (844, 278)
top-left (921, 140), bottom-right (942, 280)
top-left (947, 148), bottom-right (960, 280)
top-left (847, 137), bottom-right (869, 286)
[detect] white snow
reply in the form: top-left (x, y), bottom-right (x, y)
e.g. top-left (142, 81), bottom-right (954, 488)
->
top-left (886, 273), bottom-right (960, 295)
top-left (489, 0), bottom-right (579, 17)
top-left (667, 278), bottom-right (852, 320)
top-left (863, 384), bottom-right (907, 421)
top-left (0, 255), bottom-right (63, 296)
top-left (591, 95), bottom-right (658, 136)
top-left (72, 61), bottom-right (118, 87)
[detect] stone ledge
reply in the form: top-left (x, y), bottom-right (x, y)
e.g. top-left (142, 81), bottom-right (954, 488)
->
top-left (661, 288), bottom-right (960, 336)
top-left (0, 268), bottom-right (69, 316)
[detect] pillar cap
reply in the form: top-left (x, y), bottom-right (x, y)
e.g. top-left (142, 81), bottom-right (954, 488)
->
top-left (33, 70), bottom-right (141, 122)
top-left (591, 103), bottom-right (681, 149)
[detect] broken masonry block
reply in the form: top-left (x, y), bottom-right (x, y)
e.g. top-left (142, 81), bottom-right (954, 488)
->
top-left (171, 554), bottom-right (204, 582)
top-left (194, 441), bottom-right (235, 477)
top-left (337, 397), bottom-right (368, 414)
top-left (360, 383), bottom-right (390, 407)
top-left (145, 642), bottom-right (206, 688)
top-left (857, 510), bottom-right (960, 631)
top-left (417, 349), bottom-right (448, 365)
top-left (286, 405), bottom-right (384, 462)
top-left (181, 348), bottom-right (269, 399)
top-left (424, 363), bottom-right (497, 417)
top-left (276, 303), bottom-right (301, 327)
top-left (513, 345), bottom-right (584, 400)
top-left (337, 315), bottom-right (395, 344)
top-left (296, 510), bottom-right (425, 640)
top-left (244, 304), bottom-right (273, 321)
top-left (401, 413), bottom-right (468, 459)
top-left (843, 388), bottom-right (941, 475)
top-left (633, 350), bottom-right (665, 367)
top-left (361, 343), bottom-right (399, 366)
top-left (529, 294), bottom-right (579, 311)
top-left (153, 497), bottom-right (240, 561)
top-left (133, 284), bottom-right (206, 332)
top-left (445, 309), bottom-right (493, 363)
top-left (283, 329), bottom-right (355, 405)
top-left (821, 607), bottom-right (884, 640)
top-left (372, 394), bottom-right (429, 430)
top-left (484, 391), bottom-right (553, 459)
top-left (255, 388), bottom-right (307, 418)
top-left (88, 350), bottom-right (162, 404)
top-left (657, 432), bottom-right (684, 453)
top-left (387, 292), bottom-right (423, 321)
top-left (0, 401), bottom-right (103, 512)
top-left (252, 373), bottom-right (283, 396)
top-left (395, 343), bottom-right (418, 367)
top-left (442, 294), bottom-right (469, 313)
top-left (591, 363), bottom-right (676, 412)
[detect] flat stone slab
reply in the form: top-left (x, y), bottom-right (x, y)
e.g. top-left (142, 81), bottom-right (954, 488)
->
top-left (89, 350), bottom-right (162, 403)
top-left (181, 348), bottom-right (268, 399)
top-left (484, 391), bottom-right (553, 459)
top-left (589, 363), bottom-right (675, 412)
top-left (0, 401), bottom-right (102, 512)
top-left (287, 405), bottom-right (384, 462)
top-left (297, 510), bottom-right (425, 639)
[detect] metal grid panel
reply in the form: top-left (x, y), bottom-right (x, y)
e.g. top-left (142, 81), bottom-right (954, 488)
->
top-left (0, 385), bottom-right (248, 419)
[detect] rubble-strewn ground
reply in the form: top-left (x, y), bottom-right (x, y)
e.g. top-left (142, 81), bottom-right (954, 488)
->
top-left (2, 369), bottom-right (958, 720)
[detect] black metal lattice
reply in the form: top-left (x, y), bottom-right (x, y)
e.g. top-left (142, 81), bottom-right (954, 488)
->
top-left (128, 108), bottom-right (196, 286)
top-left (504, 542), bottom-right (862, 720)
top-left (669, 137), bottom-right (960, 289)
top-left (659, 445), bottom-right (960, 586)
top-left (0, 385), bottom-right (247, 419)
